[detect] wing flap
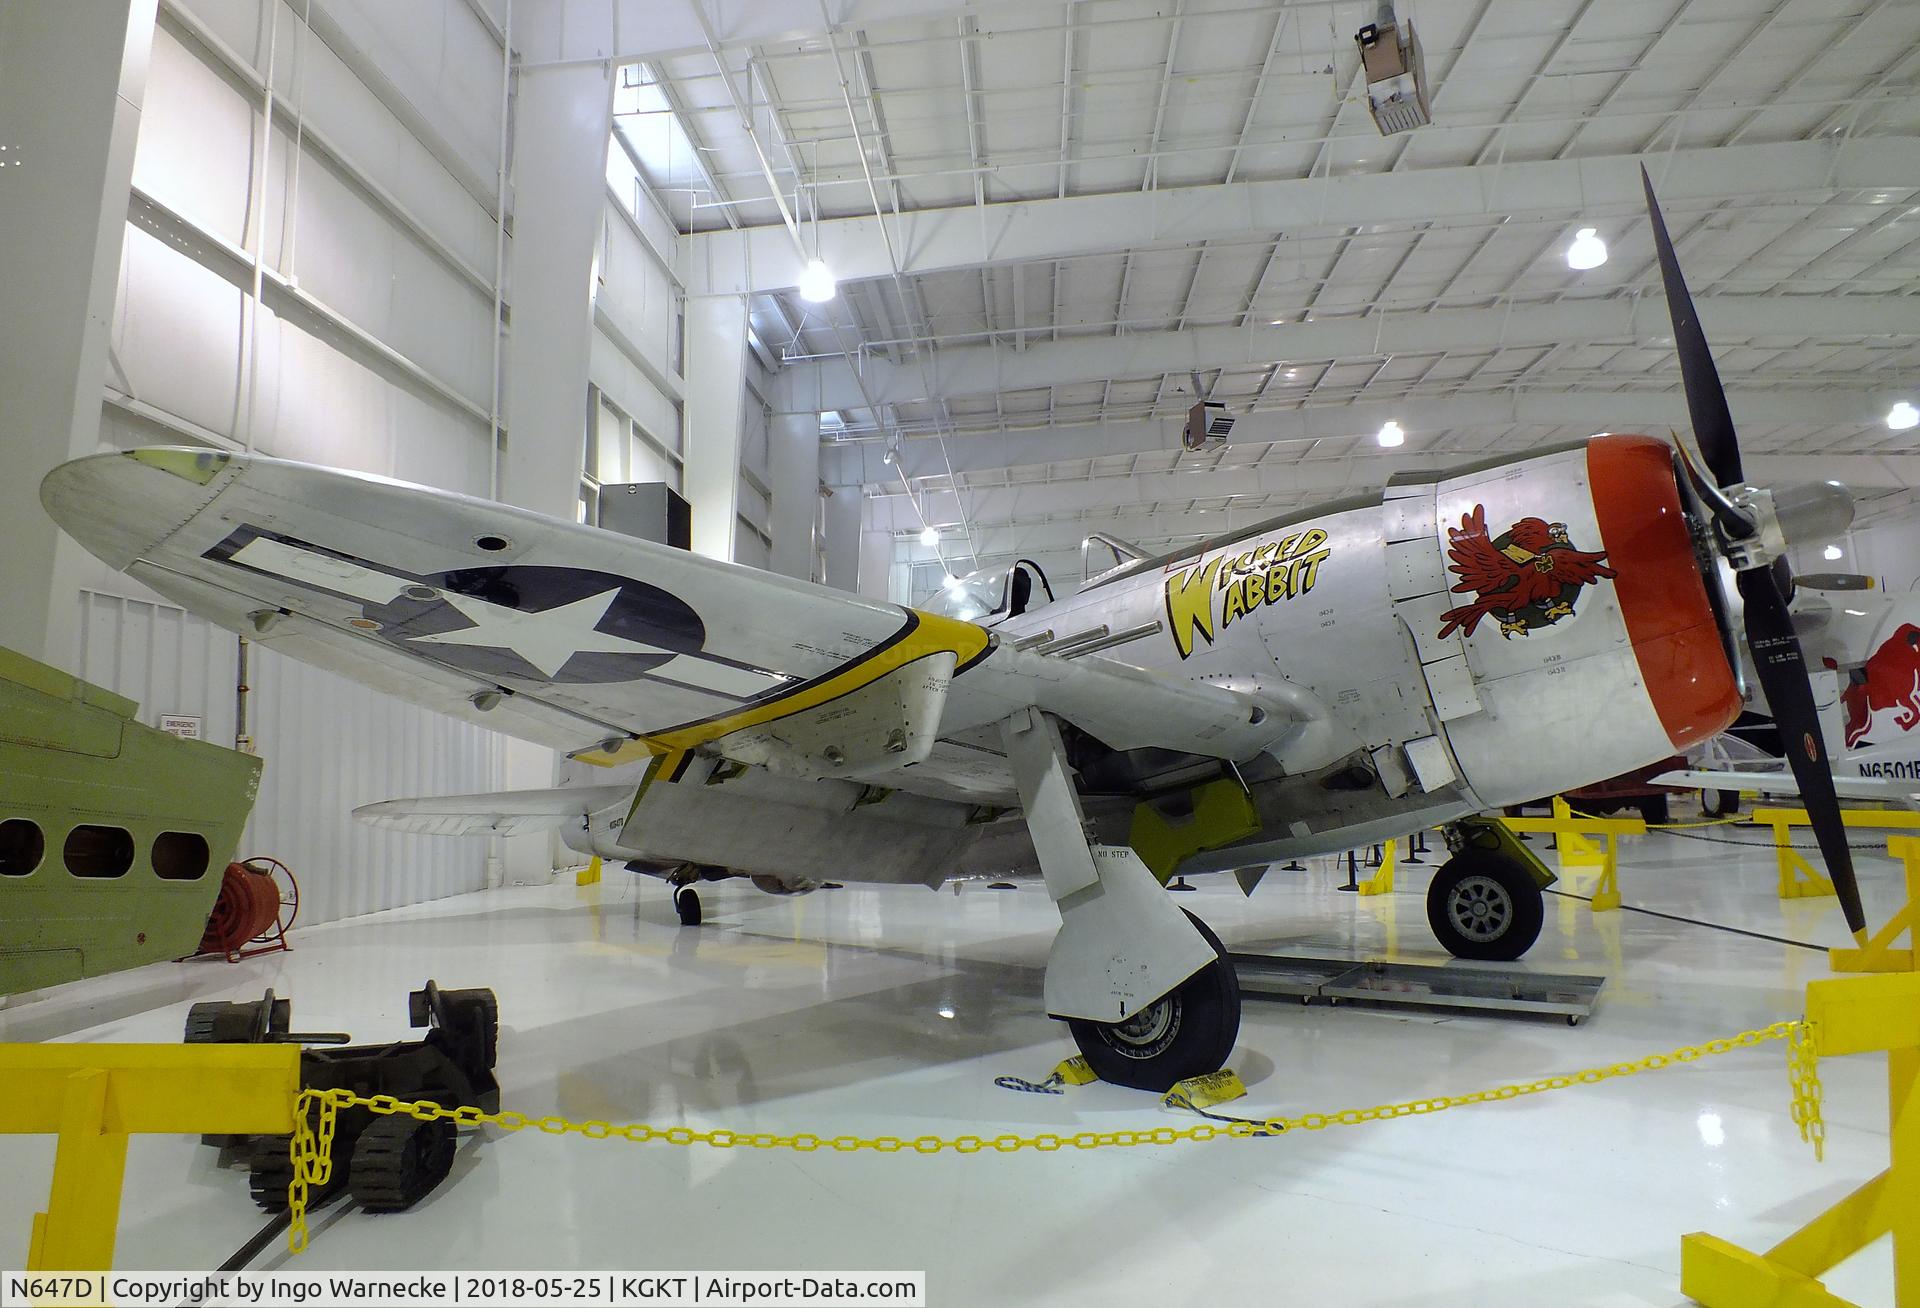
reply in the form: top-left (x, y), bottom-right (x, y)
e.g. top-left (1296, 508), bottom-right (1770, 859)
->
top-left (353, 785), bottom-right (633, 836)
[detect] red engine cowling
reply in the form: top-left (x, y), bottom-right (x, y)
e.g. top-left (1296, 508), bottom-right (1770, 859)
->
top-left (1406, 434), bottom-right (1740, 809)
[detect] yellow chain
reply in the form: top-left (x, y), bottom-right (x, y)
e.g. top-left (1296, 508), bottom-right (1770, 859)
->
top-left (283, 1019), bottom-right (1808, 1253)
top-left (1560, 805), bottom-right (1747, 831)
top-left (1788, 1019), bottom-right (1827, 1162)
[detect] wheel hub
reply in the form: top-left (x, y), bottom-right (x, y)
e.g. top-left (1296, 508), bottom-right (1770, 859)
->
top-left (1447, 874), bottom-right (1514, 942)
top-left (1097, 994), bottom-right (1182, 1059)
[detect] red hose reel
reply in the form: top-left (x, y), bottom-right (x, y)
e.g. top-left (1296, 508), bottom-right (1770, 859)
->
top-left (197, 856), bottom-right (299, 962)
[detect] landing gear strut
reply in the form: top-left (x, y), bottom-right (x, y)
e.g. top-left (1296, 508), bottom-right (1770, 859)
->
top-left (1425, 818), bottom-right (1550, 962)
top-left (1000, 708), bottom-right (1235, 1092)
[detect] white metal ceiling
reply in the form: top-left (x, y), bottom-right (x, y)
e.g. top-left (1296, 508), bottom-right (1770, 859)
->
top-left (620, 0), bottom-right (1920, 576)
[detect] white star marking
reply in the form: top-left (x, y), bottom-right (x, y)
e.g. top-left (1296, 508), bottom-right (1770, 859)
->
top-left (408, 588), bottom-right (668, 679)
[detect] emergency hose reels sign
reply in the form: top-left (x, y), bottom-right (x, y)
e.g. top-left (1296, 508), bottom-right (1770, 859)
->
top-left (1, 1271), bottom-right (928, 1308)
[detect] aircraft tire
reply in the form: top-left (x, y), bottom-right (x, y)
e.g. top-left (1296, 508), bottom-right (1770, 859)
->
top-left (674, 887), bottom-right (703, 927)
top-left (1065, 910), bottom-right (1239, 1092)
top-left (1426, 852), bottom-right (1544, 962)
top-left (1702, 788), bottom-right (1740, 818)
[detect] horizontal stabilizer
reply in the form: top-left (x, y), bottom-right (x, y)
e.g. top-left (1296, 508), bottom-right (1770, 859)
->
top-left (353, 785), bottom-right (633, 837)
top-left (1653, 767), bottom-right (1920, 805)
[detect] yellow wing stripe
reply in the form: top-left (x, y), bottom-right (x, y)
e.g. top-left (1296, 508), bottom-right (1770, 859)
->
top-left (574, 609), bottom-right (992, 768)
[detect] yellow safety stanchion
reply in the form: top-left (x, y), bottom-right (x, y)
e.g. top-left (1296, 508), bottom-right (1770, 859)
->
top-left (1831, 835), bottom-right (1920, 973)
top-left (286, 1021), bottom-right (1807, 1254)
top-left (1, 1043), bottom-right (299, 1270)
top-left (576, 855), bottom-right (603, 886)
top-left (1502, 800), bottom-right (1646, 911)
top-left (1754, 806), bottom-right (1920, 901)
top-left (1682, 844), bottom-right (1920, 1306)
top-left (1682, 975), bottom-right (1920, 1305)
top-left (1356, 838), bottom-right (1396, 895)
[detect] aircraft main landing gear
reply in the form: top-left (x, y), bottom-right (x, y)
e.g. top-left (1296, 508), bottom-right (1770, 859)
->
top-left (1000, 708), bottom-right (1232, 1093)
top-left (1064, 910), bottom-right (1240, 1090)
top-left (1426, 818), bottom-right (1551, 962)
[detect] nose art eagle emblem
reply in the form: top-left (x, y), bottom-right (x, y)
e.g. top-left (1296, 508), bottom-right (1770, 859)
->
top-left (1436, 505), bottom-right (1616, 640)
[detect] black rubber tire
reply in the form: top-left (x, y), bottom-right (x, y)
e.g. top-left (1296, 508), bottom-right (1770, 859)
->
top-left (1426, 852), bottom-right (1545, 962)
top-left (1702, 788), bottom-right (1740, 818)
top-left (1065, 910), bottom-right (1239, 1092)
top-left (674, 887), bottom-right (702, 927)
top-left (1638, 794), bottom-right (1670, 826)
top-left (349, 1116), bottom-right (456, 1213)
top-left (440, 987), bottom-right (500, 1069)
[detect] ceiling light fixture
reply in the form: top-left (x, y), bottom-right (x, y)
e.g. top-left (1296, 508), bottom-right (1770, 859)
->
top-left (798, 257), bottom-right (837, 303)
top-left (919, 525), bottom-right (939, 547)
top-left (1567, 227), bottom-right (1608, 271)
top-left (1376, 420), bottom-right (1405, 448)
top-left (1824, 544), bottom-right (1845, 561)
top-left (1889, 401), bottom-right (1919, 431)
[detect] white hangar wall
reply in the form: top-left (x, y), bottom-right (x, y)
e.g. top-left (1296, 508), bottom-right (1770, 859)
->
top-left (11, 0), bottom-right (825, 920)
top-left (66, 0), bottom-right (526, 926)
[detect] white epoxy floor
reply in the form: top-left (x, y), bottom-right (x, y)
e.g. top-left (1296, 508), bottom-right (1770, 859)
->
top-left (2, 817), bottom-right (1907, 1306)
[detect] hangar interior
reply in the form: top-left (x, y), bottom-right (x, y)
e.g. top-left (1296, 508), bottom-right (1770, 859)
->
top-left (2, 0), bottom-right (1919, 1303)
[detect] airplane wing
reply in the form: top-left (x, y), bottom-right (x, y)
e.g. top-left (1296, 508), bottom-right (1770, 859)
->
top-left (1652, 767), bottom-right (1920, 805)
top-left (44, 449), bottom-right (1311, 804)
top-left (354, 785), bottom-right (635, 837)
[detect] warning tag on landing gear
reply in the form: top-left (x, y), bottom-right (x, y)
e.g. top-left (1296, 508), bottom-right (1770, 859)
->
top-left (2, 1271), bottom-right (928, 1308)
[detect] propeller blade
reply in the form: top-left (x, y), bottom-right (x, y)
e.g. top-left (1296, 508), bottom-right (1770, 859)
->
top-left (1736, 567), bottom-right (1868, 939)
top-left (1641, 166), bottom-right (1743, 492)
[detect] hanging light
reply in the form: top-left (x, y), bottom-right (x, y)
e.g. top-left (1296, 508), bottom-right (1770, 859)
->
top-left (1889, 401), bottom-right (1919, 431)
top-left (1566, 227), bottom-right (1608, 271)
top-left (798, 258), bottom-right (837, 303)
top-left (919, 526), bottom-right (939, 547)
top-left (1824, 544), bottom-right (1845, 561)
top-left (1376, 420), bottom-right (1405, 448)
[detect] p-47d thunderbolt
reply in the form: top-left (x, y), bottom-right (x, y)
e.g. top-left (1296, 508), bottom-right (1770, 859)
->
top-left (40, 172), bottom-right (1872, 1090)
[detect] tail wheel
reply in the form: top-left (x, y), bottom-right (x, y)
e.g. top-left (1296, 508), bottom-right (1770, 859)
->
top-left (1065, 910), bottom-right (1240, 1092)
top-left (1702, 788), bottom-right (1740, 818)
top-left (674, 887), bottom-right (703, 927)
top-left (349, 1116), bottom-right (456, 1213)
top-left (1426, 852), bottom-right (1545, 961)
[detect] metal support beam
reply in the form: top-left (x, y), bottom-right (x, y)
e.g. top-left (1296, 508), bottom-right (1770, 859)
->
top-left (682, 137), bottom-right (1920, 296)
top-left (0, 0), bottom-right (159, 666)
top-left (786, 293), bottom-right (1920, 410)
top-left (823, 385), bottom-right (1917, 487)
top-left (684, 295), bottom-right (752, 560)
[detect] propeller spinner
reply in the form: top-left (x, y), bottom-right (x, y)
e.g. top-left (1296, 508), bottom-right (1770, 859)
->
top-left (1640, 165), bottom-right (1868, 943)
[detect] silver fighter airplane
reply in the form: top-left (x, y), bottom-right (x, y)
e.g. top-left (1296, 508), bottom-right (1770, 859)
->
top-left (39, 171), bottom-right (1872, 1090)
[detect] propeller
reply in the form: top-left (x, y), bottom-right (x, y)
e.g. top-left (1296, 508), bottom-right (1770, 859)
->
top-left (1640, 165), bottom-right (1869, 944)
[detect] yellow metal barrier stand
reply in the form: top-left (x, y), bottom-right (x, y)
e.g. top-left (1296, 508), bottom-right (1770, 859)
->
top-left (1753, 806), bottom-right (1920, 902)
top-left (1356, 839), bottom-right (1396, 896)
top-left (1682, 833), bottom-right (1920, 1307)
top-left (0, 1043), bottom-right (299, 1270)
top-left (1501, 798), bottom-right (1646, 911)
